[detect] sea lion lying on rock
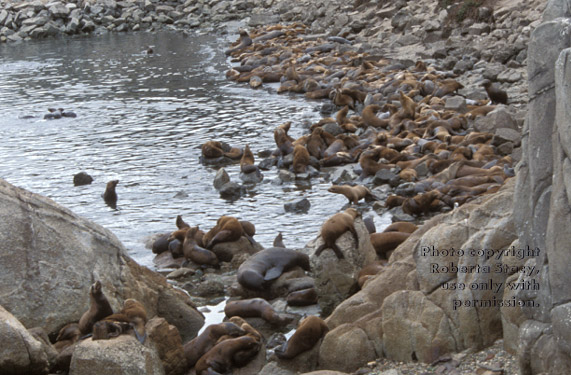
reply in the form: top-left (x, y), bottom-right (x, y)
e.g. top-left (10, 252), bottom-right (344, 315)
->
top-left (314, 208), bottom-right (360, 259)
top-left (237, 247), bottom-right (310, 291)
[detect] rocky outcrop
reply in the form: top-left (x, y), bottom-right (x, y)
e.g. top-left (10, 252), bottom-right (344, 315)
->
top-left (0, 305), bottom-right (50, 375)
top-left (69, 336), bottom-right (164, 375)
top-left (304, 217), bottom-right (377, 316)
top-left (0, 178), bottom-right (204, 342)
top-left (317, 179), bottom-right (517, 371)
top-left (512, 1), bottom-right (571, 373)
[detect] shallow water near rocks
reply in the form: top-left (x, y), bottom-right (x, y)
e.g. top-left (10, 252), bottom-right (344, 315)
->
top-left (0, 31), bottom-right (390, 269)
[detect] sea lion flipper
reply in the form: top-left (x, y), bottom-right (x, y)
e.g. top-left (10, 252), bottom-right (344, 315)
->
top-left (314, 244), bottom-right (327, 257)
top-left (264, 266), bottom-right (284, 281)
top-left (331, 244), bottom-right (345, 259)
top-left (243, 233), bottom-right (258, 247)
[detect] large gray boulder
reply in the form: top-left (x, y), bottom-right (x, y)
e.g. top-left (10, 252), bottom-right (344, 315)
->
top-left (0, 305), bottom-right (49, 375)
top-left (0, 178), bottom-right (204, 342)
top-left (69, 336), bottom-right (164, 375)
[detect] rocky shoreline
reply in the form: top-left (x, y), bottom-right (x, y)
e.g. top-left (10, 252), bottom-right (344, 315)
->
top-left (3, 0), bottom-right (570, 375)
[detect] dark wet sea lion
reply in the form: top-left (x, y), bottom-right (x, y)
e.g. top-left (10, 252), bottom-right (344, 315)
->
top-left (182, 227), bottom-right (219, 267)
top-left (237, 247), bottom-right (310, 291)
top-left (54, 323), bottom-right (81, 352)
top-left (240, 144), bottom-right (258, 174)
top-left (102, 180), bottom-right (119, 208)
top-left (482, 80), bottom-right (508, 104)
top-left (78, 281), bottom-right (114, 335)
top-left (183, 322), bottom-right (246, 368)
top-left (273, 232), bottom-right (285, 248)
top-left (275, 315), bottom-right (329, 359)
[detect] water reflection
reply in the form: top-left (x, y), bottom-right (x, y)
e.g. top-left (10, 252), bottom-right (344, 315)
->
top-left (0, 31), bottom-right (388, 269)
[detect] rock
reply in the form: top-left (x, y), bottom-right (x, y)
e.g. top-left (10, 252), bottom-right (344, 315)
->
top-left (329, 165), bottom-right (358, 184)
top-left (497, 68), bottom-right (523, 83)
top-left (278, 169), bottom-right (296, 182)
top-left (0, 178), bottom-right (204, 341)
top-left (211, 236), bottom-right (262, 263)
top-left (146, 317), bottom-right (187, 375)
top-left (49, 4), bottom-right (70, 19)
top-left (213, 168), bottom-right (230, 190)
top-left (444, 95), bottom-right (467, 112)
top-left (73, 171), bottom-right (93, 186)
top-left (239, 169), bottom-right (264, 184)
top-left (494, 127), bottom-right (521, 146)
top-left (373, 169), bottom-right (397, 186)
top-left (474, 107), bottom-right (518, 133)
top-left (318, 323), bottom-right (376, 373)
top-left (0, 305), bottom-right (49, 375)
top-left (69, 336), bottom-right (164, 375)
top-left (306, 218), bottom-right (377, 316)
top-left (284, 198), bottom-right (310, 214)
top-left (219, 182), bottom-right (243, 200)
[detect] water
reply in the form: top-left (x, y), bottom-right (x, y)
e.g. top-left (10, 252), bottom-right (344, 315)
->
top-left (0, 31), bottom-right (389, 269)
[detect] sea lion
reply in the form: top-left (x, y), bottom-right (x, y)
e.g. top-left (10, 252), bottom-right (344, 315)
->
top-left (385, 195), bottom-right (406, 208)
top-left (78, 281), bottom-right (113, 335)
top-left (382, 221), bottom-right (417, 234)
top-left (314, 208), bottom-right (360, 259)
top-left (54, 323), bottom-right (81, 352)
top-left (204, 216), bottom-right (244, 249)
top-left (357, 260), bottom-right (387, 288)
top-left (102, 180), bottom-right (119, 209)
top-left (273, 232), bottom-right (285, 248)
top-left (183, 322), bottom-right (246, 368)
top-left (224, 29), bottom-right (253, 56)
top-left (194, 335), bottom-right (261, 375)
top-left (182, 227), bottom-right (219, 267)
top-left (370, 232), bottom-right (410, 259)
top-left (362, 104), bottom-right (389, 128)
top-left (96, 299), bottom-right (147, 343)
top-left (402, 190), bottom-right (447, 216)
top-left (286, 288), bottom-right (318, 307)
top-left (481, 80), bottom-right (508, 104)
top-left (292, 144), bottom-right (310, 174)
top-left (240, 144), bottom-right (258, 174)
top-left (237, 247), bottom-right (310, 291)
top-left (328, 184), bottom-right (372, 204)
top-left (176, 214), bottom-right (190, 229)
top-left (151, 233), bottom-right (170, 254)
top-left (274, 315), bottom-right (329, 359)
top-left (224, 298), bottom-right (293, 326)
top-left (274, 127), bottom-right (294, 155)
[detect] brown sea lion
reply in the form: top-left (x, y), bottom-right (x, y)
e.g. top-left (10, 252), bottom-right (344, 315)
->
top-left (370, 232), bottom-right (410, 259)
top-left (275, 315), bottom-right (329, 359)
top-left (314, 208), bottom-right (360, 259)
top-left (362, 104), bottom-right (389, 128)
top-left (327, 184), bottom-right (372, 204)
top-left (383, 222), bottom-right (417, 234)
top-left (274, 127), bottom-right (294, 155)
top-left (201, 141), bottom-right (226, 158)
top-left (194, 335), bottom-right (261, 375)
top-left (204, 216), bottom-right (244, 249)
top-left (237, 247), bottom-right (310, 291)
top-left (95, 299), bottom-right (147, 343)
top-left (224, 298), bottom-right (293, 326)
top-left (54, 323), bottom-right (81, 352)
top-left (482, 80), bottom-right (508, 104)
top-left (78, 281), bottom-right (113, 335)
top-left (286, 288), bottom-right (318, 307)
top-left (385, 195), bottom-right (406, 208)
top-left (183, 322), bottom-right (246, 368)
top-left (102, 180), bottom-right (119, 208)
top-left (183, 227), bottom-right (219, 267)
top-left (292, 144), bottom-right (310, 174)
top-left (357, 260), bottom-right (388, 288)
top-left (240, 144), bottom-right (258, 174)
top-left (402, 190), bottom-right (447, 216)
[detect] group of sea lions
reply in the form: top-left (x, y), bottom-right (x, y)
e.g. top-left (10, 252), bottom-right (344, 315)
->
top-left (216, 23), bottom-right (514, 218)
top-left (51, 281), bottom-right (147, 371)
